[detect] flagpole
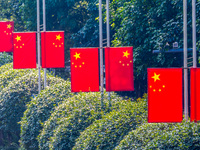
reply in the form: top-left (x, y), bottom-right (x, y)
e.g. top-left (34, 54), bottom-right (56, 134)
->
top-left (192, 0), bottom-right (197, 68)
top-left (106, 0), bottom-right (111, 108)
top-left (99, 0), bottom-right (104, 108)
top-left (43, 0), bottom-right (47, 87)
top-left (37, 0), bottom-right (41, 93)
top-left (183, 0), bottom-right (188, 121)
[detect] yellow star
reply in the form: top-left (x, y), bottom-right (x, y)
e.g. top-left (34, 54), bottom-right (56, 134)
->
top-left (73, 52), bottom-right (81, 60)
top-left (152, 73), bottom-right (160, 82)
top-left (15, 35), bottom-right (21, 42)
top-left (7, 24), bottom-right (12, 29)
top-left (56, 34), bottom-right (62, 41)
top-left (123, 50), bottom-right (130, 58)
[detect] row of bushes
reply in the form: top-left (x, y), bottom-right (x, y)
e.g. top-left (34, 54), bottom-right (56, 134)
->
top-left (0, 53), bottom-right (199, 150)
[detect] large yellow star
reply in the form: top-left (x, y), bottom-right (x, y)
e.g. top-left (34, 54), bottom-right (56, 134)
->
top-left (7, 24), bottom-right (12, 29)
top-left (15, 35), bottom-right (21, 42)
top-left (74, 52), bottom-right (81, 60)
top-left (56, 34), bottom-right (62, 41)
top-left (123, 50), bottom-right (130, 58)
top-left (152, 73), bottom-right (160, 82)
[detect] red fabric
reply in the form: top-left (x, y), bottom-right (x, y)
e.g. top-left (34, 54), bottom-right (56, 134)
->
top-left (13, 32), bottom-right (36, 69)
top-left (148, 68), bottom-right (183, 123)
top-left (70, 48), bottom-right (99, 92)
top-left (190, 68), bottom-right (200, 122)
top-left (41, 31), bottom-right (65, 68)
top-left (105, 47), bottom-right (134, 91)
top-left (0, 21), bottom-right (14, 52)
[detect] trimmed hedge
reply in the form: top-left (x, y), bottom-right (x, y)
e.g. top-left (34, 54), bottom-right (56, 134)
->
top-left (0, 63), bottom-right (13, 74)
top-left (0, 71), bottom-right (64, 147)
top-left (19, 80), bottom-right (73, 150)
top-left (0, 68), bottom-right (36, 91)
top-left (115, 122), bottom-right (200, 150)
top-left (38, 92), bottom-right (123, 150)
top-left (72, 95), bottom-right (147, 150)
top-left (0, 52), bottom-right (12, 67)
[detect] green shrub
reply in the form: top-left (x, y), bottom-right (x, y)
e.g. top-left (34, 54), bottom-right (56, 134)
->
top-left (115, 122), bottom-right (200, 150)
top-left (0, 63), bottom-right (13, 74)
top-left (72, 96), bottom-right (147, 150)
top-left (0, 68), bottom-right (36, 91)
top-left (0, 71), bottom-right (64, 147)
top-left (19, 80), bottom-right (73, 150)
top-left (0, 52), bottom-right (13, 67)
top-left (38, 92), bottom-right (123, 150)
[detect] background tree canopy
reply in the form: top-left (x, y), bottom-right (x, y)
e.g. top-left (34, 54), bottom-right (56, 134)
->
top-left (1, 0), bottom-right (200, 97)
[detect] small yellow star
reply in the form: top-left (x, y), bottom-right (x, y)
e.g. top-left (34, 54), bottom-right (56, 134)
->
top-left (15, 35), bottom-right (21, 42)
top-left (7, 24), bottom-right (12, 29)
top-left (159, 89), bottom-right (161, 92)
top-left (74, 52), bottom-right (81, 60)
top-left (56, 34), bottom-right (62, 40)
top-left (123, 50), bottom-right (130, 58)
top-left (152, 73), bottom-right (160, 82)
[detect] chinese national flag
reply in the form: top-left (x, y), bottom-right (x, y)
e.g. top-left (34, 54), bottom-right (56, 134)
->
top-left (148, 68), bottom-right (183, 123)
top-left (13, 32), bottom-right (36, 69)
top-left (70, 48), bottom-right (99, 92)
top-left (0, 21), bottom-right (14, 52)
top-left (190, 68), bottom-right (200, 122)
top-left (105, 47), bottom-right (134, 91)
top-left (41, 31), bottom-right (65, 68)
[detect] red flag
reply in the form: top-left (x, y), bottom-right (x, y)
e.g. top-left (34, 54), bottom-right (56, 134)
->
top-left (190, 68), bottom-right (200, 122)
top-left (13, 32), bottom-right (36, 69)
top-left (41, 31), bottom-right (65, 68)
top-left (70, 48), bottom-right (99, 92)
top-left (0, 21), bottom-right (14, 52)
top-left (148, 68), bottom-right (183, 123)
top-left (105, 47), bottom-right (134, 91)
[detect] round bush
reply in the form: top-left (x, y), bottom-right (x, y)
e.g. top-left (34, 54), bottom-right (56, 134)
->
top-left (0, 52), bottom-right (13, 67)
top-left (0, 63), bottom-right (13, 75)
top-left (72, 97), bottom-right (147, 150)
top-left (38, 92), bottom-right (123, 150)
top-left (20, 80), bottom-right (73, 150)
top-left (0, 68), bottom-right (36, 91)
top-left (115, 122), bottom-right (200, 150)
top-left (0, 71), bottom-right (64, 147)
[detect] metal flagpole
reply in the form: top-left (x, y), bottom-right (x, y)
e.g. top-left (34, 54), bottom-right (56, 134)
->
top-left (106, 0), bottom-right (111, 107)
top-left (183, 0), bottom-right (188, 121)
top-left (43, 0), bottom-right (47, 87)
top-left (192, 0), bottom-right (197, 68)
top-left (37, 0), bottom-right (41, 93)
top-left (99, 0), bottom-right (104, 108)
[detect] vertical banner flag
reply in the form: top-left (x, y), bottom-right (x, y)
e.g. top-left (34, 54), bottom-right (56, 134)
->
top-left (190, 68), bottom-right (200, 122)
top-left (41, 31), bottom-right (65, 68)
top-left (70, 48), bottom-right (99, 92)
top-left (0, 21), bottom-right (14, 52)
top-left (148, 68), bottom-right (183, 123)
top-left (105, 47), bottom-right (134, 91)
top-left (13, 32), bottom-right (36, 69)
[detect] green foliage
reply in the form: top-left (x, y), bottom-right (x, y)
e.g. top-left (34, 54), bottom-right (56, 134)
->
top-left (73, 97), bottom-right (147, 150)
top-left (0, 68), bottom-right (35, 91)
top-left (0, 71), bottom-right (63, 147)
top-left (19, 80), bottom-right (73, 150)
top-left (0, 63), bottom-right (13, 75)
top-left (0, 53), bottom-right (12, 67)
top-left (38, 92), bottom-right (123, 150)
top-left (115, 122), bottom-right (200, 150)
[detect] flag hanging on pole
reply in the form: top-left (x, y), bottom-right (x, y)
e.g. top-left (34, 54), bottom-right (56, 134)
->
top-left (105, 47), bottom-right (134, 91)
top-left (0, 21), bottom-right (14, 52)
top-left (190, 68), bottom-right (200, 122)
top-left (41, 31), bottom-right (65, 68)
top-left (70, 48), bottom-right (99, 92)
top-left (13, 32), bottom-right (37, 69)
top-left (148, 68), bottom-right (183, 123)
